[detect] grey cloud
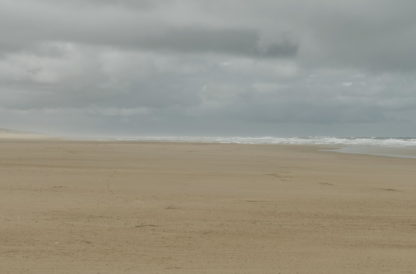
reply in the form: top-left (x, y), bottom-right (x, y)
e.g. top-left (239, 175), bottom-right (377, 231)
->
top-left (0, 1), bottom-right (297, 58)
top-left (1, 0), bottom-right (416, 137)
top-left (2, 0), bottom-right (416, 70)
top-left (43, 0), bottom-right (165, 10)
top-left (129, 27), bottom-right (298, 58)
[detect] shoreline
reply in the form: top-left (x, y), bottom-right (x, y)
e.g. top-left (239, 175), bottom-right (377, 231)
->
top-left (3, 136), bottom-right (416, 160)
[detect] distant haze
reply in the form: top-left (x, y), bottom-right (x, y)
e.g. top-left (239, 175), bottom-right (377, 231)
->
top-left (1, 0), bottom-right (416, 137)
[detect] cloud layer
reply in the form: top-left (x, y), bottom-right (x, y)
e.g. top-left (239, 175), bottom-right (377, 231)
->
top-left (1, 0), bottom-right (416, 137)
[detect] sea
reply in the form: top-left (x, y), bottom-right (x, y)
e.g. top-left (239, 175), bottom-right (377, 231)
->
top-left (105, 136), bottom-right (416, 159)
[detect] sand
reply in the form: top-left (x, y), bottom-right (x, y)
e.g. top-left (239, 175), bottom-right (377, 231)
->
top-left (0, 129), bottom-right (50, 140)
top-left (0, 140), bottom-right (415, 273)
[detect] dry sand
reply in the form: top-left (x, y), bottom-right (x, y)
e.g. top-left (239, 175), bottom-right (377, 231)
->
top-left (0, 140), bottom-right (415, 273)
top-left (0, 129), bottom-right (50, 140)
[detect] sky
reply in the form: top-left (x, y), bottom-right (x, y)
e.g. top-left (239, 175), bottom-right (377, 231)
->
top-left (1, 0), bottom-right (416, 137)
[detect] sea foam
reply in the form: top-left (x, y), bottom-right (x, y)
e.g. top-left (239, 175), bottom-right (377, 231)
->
top-left (113, 136), bottom-right (416, 147)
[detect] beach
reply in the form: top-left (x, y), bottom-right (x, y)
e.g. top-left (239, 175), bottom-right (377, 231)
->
top-left (0, 140), bottom-right (415, 273)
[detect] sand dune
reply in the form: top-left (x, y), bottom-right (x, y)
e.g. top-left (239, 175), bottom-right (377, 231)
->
top-left (0, 129), bottom-right (50, 140)
top-left (0, 140), bottom-right (415, 273)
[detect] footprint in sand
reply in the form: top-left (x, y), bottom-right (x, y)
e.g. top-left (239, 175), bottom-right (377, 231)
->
top-left (265, 172), bottom-right (292, 182)
top-left (319, 182), bottom-right (334, 186)
top-left (380, 188), bottom-right (399, 192)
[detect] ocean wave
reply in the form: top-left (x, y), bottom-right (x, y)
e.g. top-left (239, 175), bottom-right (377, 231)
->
top-left (113, 136), bottom-right (416, 147)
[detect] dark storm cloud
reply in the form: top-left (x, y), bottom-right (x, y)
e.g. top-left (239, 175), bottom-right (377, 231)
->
top-left (1, 0), bottom-right (416, 137)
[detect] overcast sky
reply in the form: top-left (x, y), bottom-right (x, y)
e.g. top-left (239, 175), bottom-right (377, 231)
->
top-left (1, 0), bottom-right (416, 137)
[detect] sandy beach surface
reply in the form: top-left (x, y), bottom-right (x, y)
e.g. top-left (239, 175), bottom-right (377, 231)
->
top-left (0, 140), bottom-right (415, 274)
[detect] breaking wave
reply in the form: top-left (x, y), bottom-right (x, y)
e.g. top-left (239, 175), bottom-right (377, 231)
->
top-left (114, 136), bottom-right (416, 147)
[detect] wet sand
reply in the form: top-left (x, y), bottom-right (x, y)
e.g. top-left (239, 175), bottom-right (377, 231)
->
top-left (0, 140), bottom-right (415, 273)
